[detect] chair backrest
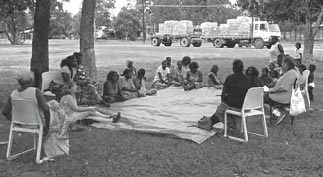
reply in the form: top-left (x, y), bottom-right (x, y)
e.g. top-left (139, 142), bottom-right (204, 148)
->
top-left (242, 87), bottom-right (264, 111)
top-left (11, 99), bottom-right (43, 126)
top-left (41, 71), bottom-right (57, 92)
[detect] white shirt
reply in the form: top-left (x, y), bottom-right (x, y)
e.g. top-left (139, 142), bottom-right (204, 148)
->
top-left (295, 48), bottom-right (303, 60)
top-left (153, 66), bottom-right (170, 82)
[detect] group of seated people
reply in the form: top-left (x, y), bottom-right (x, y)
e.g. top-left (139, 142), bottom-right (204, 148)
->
top-left (1, 50), bottom-right (317, 161)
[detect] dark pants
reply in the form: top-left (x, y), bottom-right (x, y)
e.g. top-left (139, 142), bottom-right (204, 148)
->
top-left (308, 86), bottom-right (314, 101)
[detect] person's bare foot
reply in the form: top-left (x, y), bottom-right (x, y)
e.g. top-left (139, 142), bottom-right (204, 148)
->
top-left (112, 112), bottom-right (121, 123)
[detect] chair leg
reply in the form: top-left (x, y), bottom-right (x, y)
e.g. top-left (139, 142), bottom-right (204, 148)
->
top-left (224, 112), bottom-right (228, 138)
top-left (34, 133), bottom-right (37, 150)
top-left (36, 132), bottom-right (43, 164)
top-left (291, 116), bottom-right (295, 125)
top-left (262, 113), bottom-right (268, 137)
top-left (242, 116), bottom-right (248, 142)
top-left (6, 128), bottom-right (14, 160)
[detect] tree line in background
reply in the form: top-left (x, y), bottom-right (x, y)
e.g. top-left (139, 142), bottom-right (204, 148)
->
top-left (0, 0), bottom-right (322, 86)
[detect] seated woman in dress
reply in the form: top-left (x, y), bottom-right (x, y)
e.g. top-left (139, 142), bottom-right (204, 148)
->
top-left (184, 62), bottom-right (203, 91)
top-left (207, 65), bottom-right (222, 89)
top-left (118, 69), bottom-right (139, 100)
top-left (152, 60), bottom-right (171, 89)
top-left (257, 67), bottom-right (273, 87)
top-left (264, 56), bottom-right (299, 125)
top-left (102, 71), bottom-right (123, 103)
top-left (59, 82), bottom-right (121, 124)
top-left (133, 69), bottom-right (157, 96)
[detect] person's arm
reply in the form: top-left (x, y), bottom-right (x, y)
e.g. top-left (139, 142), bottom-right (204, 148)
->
top-left (61, 72), bottom-right (70, 83)
top-left (2, 96), bottom-right (12, 121)
top-left (64, 95), bottom-right (95, 112)
top-left (35, 88), bottom-right (50, 136)
top-left (158, 72), bottom-right (166, 84)
top-left (221, 77), bottom-right (229, 103)
top-left (197, 71), bottom-right (203, 82)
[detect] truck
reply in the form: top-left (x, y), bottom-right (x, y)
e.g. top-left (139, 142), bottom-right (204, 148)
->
top-left (201, 16), bottom-right (281, 49)
top-left (150, 20), bottom-right (203, 47)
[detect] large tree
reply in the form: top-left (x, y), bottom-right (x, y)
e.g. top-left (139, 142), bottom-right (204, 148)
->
top-left (114, 7), bottom-right (141, 40)
top-left (80, 0), bottom-right (97, 79)
top-left (95, 0), bottom-right (115, 28)
top-left (237, 0), bottom-right (323, 61)
top-left (30, 0), bottom-right (51, 88)
top-left (49, 1), bottom-right (74, 38)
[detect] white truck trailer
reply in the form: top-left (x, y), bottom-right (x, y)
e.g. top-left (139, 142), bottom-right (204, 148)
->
top-left (150, 20), bottom-right (203, 47)
top-left (201, 16), bottom-right (281, 49)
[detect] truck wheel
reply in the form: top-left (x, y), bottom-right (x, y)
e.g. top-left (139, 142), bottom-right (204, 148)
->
top-left (254, 39), bottom-right (264, 49)
top-left (192, 41), bottom-right (202, 47)
top-left (180, 38), bottom-right (191, 47)
top-left (226, 41), bottom-right (236, 48)
top-left (151, 38), bottom-right (161, 46)
top-left (163, 40), bottom-right (172, 47)
top-left (213, 38), bottom-right (223, 48)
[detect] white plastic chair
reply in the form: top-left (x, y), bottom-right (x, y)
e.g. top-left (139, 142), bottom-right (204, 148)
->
top-left (41, 71), bottom-right (57, 98)
top-left (224, 87), bottom-right (268, 142)
top-left (300, 70), bottom-right (310, 110)
top-left (6, 99), bottom-right (45, 164)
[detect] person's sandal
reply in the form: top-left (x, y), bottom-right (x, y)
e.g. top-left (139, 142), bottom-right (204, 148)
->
top-left (112, 112), bottom-right (121, 123)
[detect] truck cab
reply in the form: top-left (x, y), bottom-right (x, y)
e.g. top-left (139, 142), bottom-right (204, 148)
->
top-left (252, 21), bottom-right (281, 48)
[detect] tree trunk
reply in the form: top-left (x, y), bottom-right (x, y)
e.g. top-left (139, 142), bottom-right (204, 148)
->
top-left (304, 6), bottom-right (323, 62)
top-left (80, 0), bottom-right (97, 80)
top-left (30, 0), bottom-right (51, 88)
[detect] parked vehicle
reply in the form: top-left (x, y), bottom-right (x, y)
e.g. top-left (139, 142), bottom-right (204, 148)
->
top-left (201, 16), bottom-right (281, 49)
top-left (150, 20), bottom-right (202, 47)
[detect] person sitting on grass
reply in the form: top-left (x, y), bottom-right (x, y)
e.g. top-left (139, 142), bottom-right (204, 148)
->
top-left (102, 71), bottom-right (123, 103)
top-left (207, 64), bottom-right (222, 89)
top-left (119, 69), bottom-right (140, 100)
top-left (245, 66), bottom-right (259, 87)
top-left (59, 82), bottom-right (121, 125)
top-left (198, 59), bottom-right (251, 131)
top-left (257, 67), bottom-right (273, 87)
top-left (183, 62), bottom-right (203, 91)
top-left (166, 56), bottom-right (176, 80)
top-left (171, 61), bottom-right (187, 86)
top-left (263, 56), bottom-right (299, 125)
top-left (133, 69), bottom-right (157, 96)
top-left (126, 60), bottom-right (137, 78)
top-left (152, 60), bottom-right (171, 89)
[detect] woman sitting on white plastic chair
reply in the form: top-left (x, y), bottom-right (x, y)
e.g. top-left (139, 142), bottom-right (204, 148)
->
top-left (2, 71), bottom-right (51, 136)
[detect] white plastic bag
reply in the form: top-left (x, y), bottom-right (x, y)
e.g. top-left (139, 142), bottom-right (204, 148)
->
top-left (289, 87), bottom-right (306, 116)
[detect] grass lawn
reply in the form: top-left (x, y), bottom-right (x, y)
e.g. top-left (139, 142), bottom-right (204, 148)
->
top-left (0, 40), bottom-right (323, 177)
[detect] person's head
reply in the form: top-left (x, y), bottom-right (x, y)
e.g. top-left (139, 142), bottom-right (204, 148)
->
top-left (309, 64), bottom-right (316, 73)
top-left (126, 60), bottom-right (134, 68)
top-left (295, 42), bottom-right (301, 49)
top-left (122, 68), bottom-right (132, 79)
top-left (137, 69), bottom-right (146, 79)
top-left (298, 64), bottom-right (307, 74)
top-left (189, 62), bottom-right (199, 73)
top-left (177, 61), bottom-right (183, 70)
top-left (162, 60), bottom-right (168, 69)
top-left (261, 67), bottom-right (269, 76)
top-left (271, 36), bottom-right (279, 45)
top-left (210, 65), bottom-right (219, 75)
top-left (166, 57), bottom-right (172, 66)
top-left (269, 62), bottom-right (276, 70)
top-left (232, 59), bottom-right (244, 73)
top-left (281, 55), bottom-right (295, 73)
top-left (245, 66), bottom-right (259, 77)
top-left (73, 52), bottom-right (83, 65)
top-left (106, 71), bottom-right (119, 82)
top-left (61, 55), bottom-right (77, 68)
top-left (182, 56), bottom-right (191, 66)
top-left (16, 70), bottom-right (34, 88)
top-left (269, 70), bottom-right (279, 79)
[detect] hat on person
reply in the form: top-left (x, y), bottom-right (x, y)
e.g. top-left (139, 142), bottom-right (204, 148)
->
top-left (16, 70), bottom-right (34, 82)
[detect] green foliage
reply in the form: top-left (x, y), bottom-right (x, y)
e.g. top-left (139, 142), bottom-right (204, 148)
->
top-left (49, 0), bottom-right (74, 38)
top-left (95, 0), bottom-right (116, 28)
top-left (113, 8), bottom-right (141, 40)
top-left (0, 0), bottom-right (33, 44)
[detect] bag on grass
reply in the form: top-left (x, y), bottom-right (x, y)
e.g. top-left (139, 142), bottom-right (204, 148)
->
top-left (289, 87), bottom-right (306, 116)
top-left (197, 116), bottom-right (213, 131)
